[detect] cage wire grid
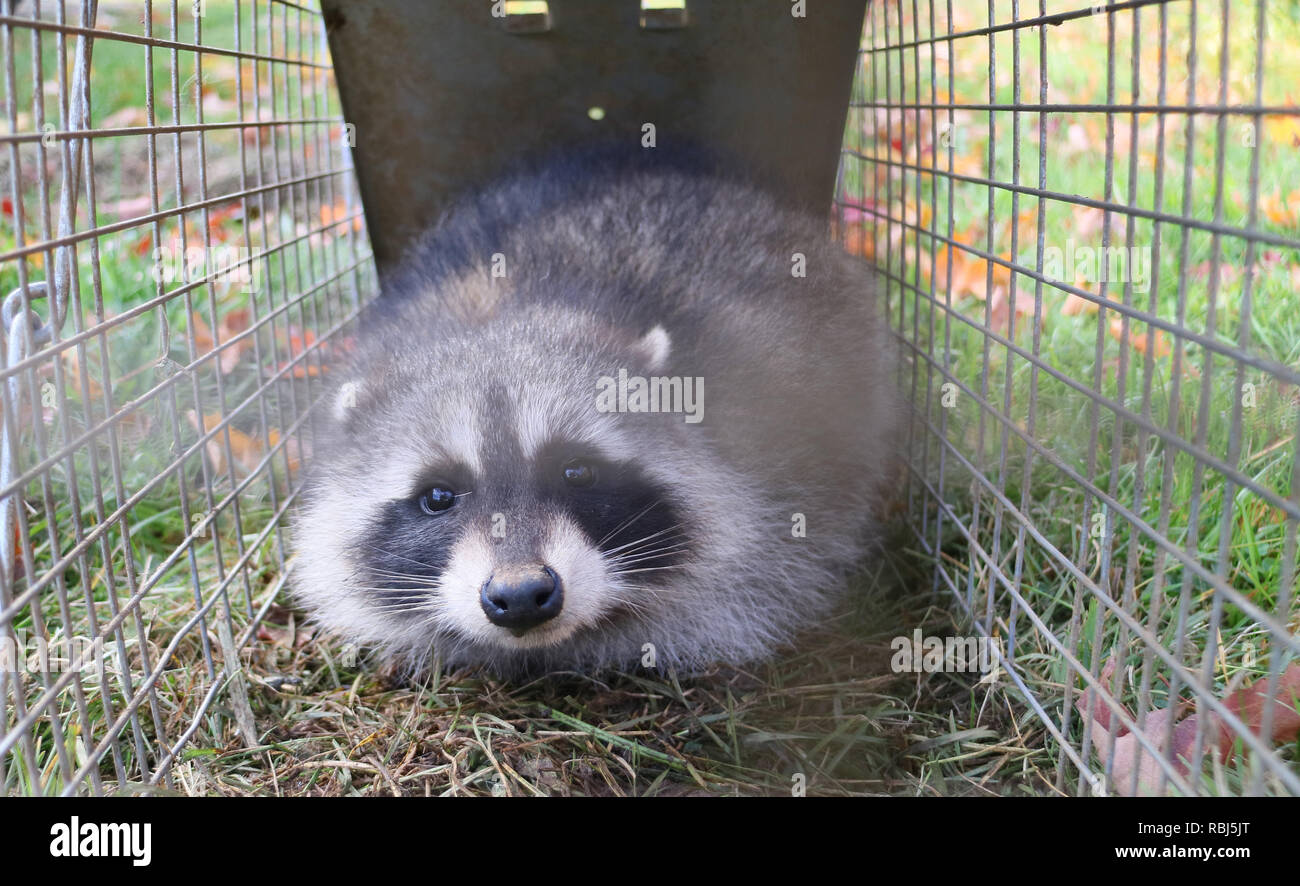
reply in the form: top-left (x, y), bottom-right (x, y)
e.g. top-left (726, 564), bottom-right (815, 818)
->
top-left (0, 0), bottom-right (375, 795)
top-left (837, 0), bottom-right (1300, 796)
top-left (1, 0), bottom-right (1297, 800)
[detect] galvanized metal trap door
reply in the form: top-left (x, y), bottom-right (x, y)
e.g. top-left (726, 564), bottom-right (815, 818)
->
top-left (319, 0), bottom-right (868, 271)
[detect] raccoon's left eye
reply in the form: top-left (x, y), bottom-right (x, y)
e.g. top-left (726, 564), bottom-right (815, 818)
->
top-left (418, 486), bottom-right (457, 514)
top-left (561, 458), bottom-right (597, 488)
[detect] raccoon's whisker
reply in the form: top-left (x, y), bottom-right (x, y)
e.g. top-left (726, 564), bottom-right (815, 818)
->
top-left (601, 520), bottom-right (681, 552)
top-left (609, 565), bottom-right (688, 577)
top-left (370, 599), bottom-right (437, 612)
top-left (603, 540), bottom-right (688, 568)
top-left (355, 591), bottom-right (438, 606)
top-left (361, 568), bottom-right (443, 585)
top-left (597, 501), bottom-right (662, 547)
top-left (607, 532), bottom-right (687, 559)
top-left (594, 590), bottom-right (655, 619)
top-left (605, 539), bottom-right (690, 559)
top-left (358, 579), bottom-right (442, 593)
top-left (356, 584), bottom-right (438, 596)
top-left (359, 571), bottom-right (438, 584)
top-left (604, 545), bottom-right (690, 568)
top-left (601, 524), bottom-right (685, 557)
top-left (356, 541), bottom-right (441, 572)
top-left (371, 600), bottom-right (441, 613)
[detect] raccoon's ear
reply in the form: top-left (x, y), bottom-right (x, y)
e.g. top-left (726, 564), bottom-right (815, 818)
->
top-left (634, 325), bottom-right (671, 372)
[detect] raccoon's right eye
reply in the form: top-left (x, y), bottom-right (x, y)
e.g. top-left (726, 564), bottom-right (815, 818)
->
top-left (561, 458), bottom-right (598, 488)
top-left (418, 486), bottom-right (457, 515)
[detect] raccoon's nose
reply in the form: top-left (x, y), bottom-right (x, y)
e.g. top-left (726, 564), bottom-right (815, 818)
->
top-left (480, 566), bottom-right (563, 633)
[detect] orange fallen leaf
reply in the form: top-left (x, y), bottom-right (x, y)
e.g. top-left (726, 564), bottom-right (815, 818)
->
top-left (1260, 189), bottom-right (1300, 228)
top-left (186, 411), bottom-right (266, 477)
top-left (840, 222), bottom-right (876, 260)
top-left (266, 428), bottom-right (309, 476)
top-left (60, 349), bottom-right (105, 401)
top-left (1062, 288), bottom-right (1097, 316)
top-left (1109, 317), bottom-right (1170, 358)
top-left (320, 201), bottom-right (364, 233)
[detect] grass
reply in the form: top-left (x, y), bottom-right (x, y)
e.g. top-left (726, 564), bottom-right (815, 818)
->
top-left (2, 0), bottom-right (1299, 795)
top-left (839, 0), bottom-right (1300, 793)
top-left (146, 534), bottom-right (1063, 797)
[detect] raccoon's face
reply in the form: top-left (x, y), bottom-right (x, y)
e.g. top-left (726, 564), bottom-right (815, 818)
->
top-left (293, 309), bottom-right (752, 670)
top-left (356, 422), bottom-right (689, 653)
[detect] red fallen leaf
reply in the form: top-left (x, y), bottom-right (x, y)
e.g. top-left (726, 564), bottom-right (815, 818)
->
top-left (1216, 664), bottom-right (1300, 756)
top-left (190, 310), bottom-right (254, 375)
top-left (1077, 657), bottom-right (1300, 795)
top-left (266, 325), bottom-right (327, 378)
top-left (223, 308), bottom-right (251, 334)
top-left (205, 202), bottom-right (244, 242)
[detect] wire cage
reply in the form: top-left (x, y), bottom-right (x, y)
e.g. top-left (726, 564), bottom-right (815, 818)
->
top-left (1, 0), bottom-right (1297, 798)
top-left (0, 0), bottom-right (374, 795)
top-left (837, 0), bottom-right (1299, 795)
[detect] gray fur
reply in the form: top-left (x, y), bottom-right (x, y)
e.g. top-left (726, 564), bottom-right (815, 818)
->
top-left (291, 163), bottom-right (899, 676)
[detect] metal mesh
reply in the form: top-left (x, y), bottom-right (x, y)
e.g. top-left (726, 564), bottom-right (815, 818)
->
top-left (0, 0), bottom-right (375, 795)
top-left (838, 0), bottom-right (1299, 795)
top-left (3, 0), bottom-right (1296, 799)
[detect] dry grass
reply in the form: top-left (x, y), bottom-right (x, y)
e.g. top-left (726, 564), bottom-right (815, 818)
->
top-left (173, 533), bottom-right (1056, 797)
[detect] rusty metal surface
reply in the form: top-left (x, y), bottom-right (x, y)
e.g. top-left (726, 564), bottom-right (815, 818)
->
top-left (320, 0), bottom-right (867, 270)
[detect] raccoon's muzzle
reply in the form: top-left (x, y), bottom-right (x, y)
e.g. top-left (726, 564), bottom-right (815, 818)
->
top-left (480, 564), bottom-right (563, 634)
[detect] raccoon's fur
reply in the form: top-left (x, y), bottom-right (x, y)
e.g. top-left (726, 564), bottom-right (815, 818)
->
top-left (292, 151), bottom-right (899, 676)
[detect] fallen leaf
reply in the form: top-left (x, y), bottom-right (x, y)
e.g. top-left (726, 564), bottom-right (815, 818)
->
top-left (102, 105), bottom-right (150, 129)
top-left (1077, 657), bottom-right (1300, 795)
top-left (60, 349), bottom-right (104, 401)
top-left (189, 310), bottom-right (253, 375)
top-left (1260, 189), bottom-right (1300, 228)
top-left (1263, 114), bottom-right (1300, 149)
top-left (1109, 317), bottom-right (1170, 358)
top-left (840, 222), bottom-right (876, 260)
top-left (265, 428), bottom-right (309, 476)
top-left (185, 411), bottom-right (267, 477)
top-left (268, 326), bottom-right (327, 378)
top-left (320, 201), bottom-right (364, 233)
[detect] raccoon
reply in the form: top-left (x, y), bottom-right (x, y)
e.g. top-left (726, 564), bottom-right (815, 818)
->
top-left (291, 150), bottom-right (899, 676)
